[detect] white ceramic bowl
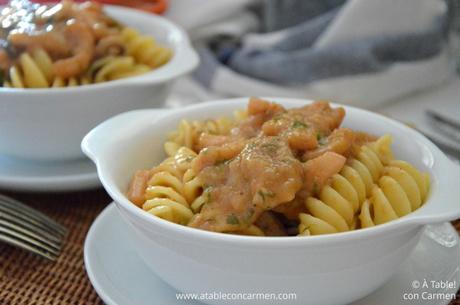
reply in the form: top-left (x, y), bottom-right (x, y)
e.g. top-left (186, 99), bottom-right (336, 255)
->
top-left (0, 5), bottom-right (198, 161)
top-left (82, 98), bottom-right (460, 305)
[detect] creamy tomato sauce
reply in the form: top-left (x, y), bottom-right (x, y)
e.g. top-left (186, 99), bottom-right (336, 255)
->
top-left (187, 98), bottom-right (371, 233)
top-left (127, 98), bottom-right (377, 235)
top-left (189, 135), bottom-right (305, 232)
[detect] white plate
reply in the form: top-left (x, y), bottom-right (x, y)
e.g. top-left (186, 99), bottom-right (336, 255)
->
top-left (85, 204), bottom-right (460, 305)
top-left (0, 154), bottom-right (99, 192)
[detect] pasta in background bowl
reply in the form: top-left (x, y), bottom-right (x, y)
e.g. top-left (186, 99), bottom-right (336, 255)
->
top-left (1, 0), bottom-right (173, 88)
top-left (82, 98), bottom-right (460, 305)
top-left (0, 3), bottom-right (198, 161)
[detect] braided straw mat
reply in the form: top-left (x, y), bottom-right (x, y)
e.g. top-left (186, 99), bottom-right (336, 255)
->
top-left (0, 189), bottom-right (459, 304)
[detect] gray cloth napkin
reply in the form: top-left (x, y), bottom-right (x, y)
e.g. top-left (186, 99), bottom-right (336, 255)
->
top-left (228, 28), bottom-right (445, 85)
top-left (194, 0), bottom-right (446, 87)
top-left (261, 0), bottom-right (345, 32)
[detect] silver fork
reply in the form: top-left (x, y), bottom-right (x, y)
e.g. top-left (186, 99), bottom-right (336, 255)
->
top-left (426, 109), bottom-right (460, 143)
top-left (0, 194), bottom-right (67, 261)
top-left (415, 109), bottom-right (460, 163)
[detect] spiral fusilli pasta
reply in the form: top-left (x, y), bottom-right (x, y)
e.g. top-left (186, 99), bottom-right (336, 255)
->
top-left (298, 135), bottom-right (430, 236)
top-left (235, 225), bottom-right (265, 236)
top-left (359, 160), bottom-right (430, 228)
top-left (5, 50), bottom-right (51, 88)
top-left (166, 120), bottom-right (197, 154)
top-left (165, 111), bottom-right (248, 155)
top-left (183, 167), bottom-right (207, 213)
top-left (142, 147), bottom-right (197, 225)
top-left (88, 56), bottom-right (151, 83)
top-left (3, 50), bottom-right (96, 88)
top-left (3, 45), bottom-right (165, 88)
top-left (121, 27), bottom-right (173, 69)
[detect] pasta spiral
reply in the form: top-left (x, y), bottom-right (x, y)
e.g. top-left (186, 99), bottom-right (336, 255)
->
top-left (121, 28), bottom-right (173, 69)
top-left (183, 167), bottom-right (208, 213)
top-left (235, 225), bottom-right (265, 236)
top-left (172, 117), bottom-right (233, 148)
top-left (1, 19), bottom-right (172, 88)
top-left (359, 160), bottom-right (430, 228)
top-left (88, 56), bottom-right (151, 83)
top-left (142, 147), bottom-right (197, 225)
top-left (298, 135), bottom-right (429, 235)
top-left (2, 49), bottom-right (152, 88)
top-left (165, 111), bottom-right (248, 156)
top-left (3, 50), bottom-right (96, 89)
top-left (165, 119), bottom-right (199, 154)
top-left (6, 51), bottom-right (50, 88)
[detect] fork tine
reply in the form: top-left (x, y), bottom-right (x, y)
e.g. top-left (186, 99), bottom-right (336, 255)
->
top-left (419, 130), bottom-right (460, 161)
top-left (0, 204), bottom-right (64, 242)
top-left (426, 110), bottom-right (460, 132)
top-left (0, 220), bottom-right (62, 253)
top-left (426, 110), bottom-right (460, 143)
top-left (0, 194), bottom-right (66, 231)
top-left (0, 194), bottom-right (66, 261)
top-left (0, 212), bottom-right (63, 246)
top-left (0, 232), bottom-right (58, 261)
top-left (0, 194), bottom-right (67, 235)
top-left (0, 226), bottom-right (61, 257)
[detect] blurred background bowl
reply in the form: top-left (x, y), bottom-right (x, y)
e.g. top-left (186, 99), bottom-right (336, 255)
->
top-left (0, 5), bottom-right (198, 162)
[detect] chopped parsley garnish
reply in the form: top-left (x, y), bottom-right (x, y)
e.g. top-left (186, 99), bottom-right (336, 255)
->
top-left (312, 181), bottom-right (320, 195)
top-left (215, 158), bottom-right (233, 167)
top-left (205, 190), bottom-right (212, 203)
top-left (260, 137), bottom-right (279, 153)
top-left (226, 214), bottom-right (240, 225)
top-left (282, 158), bottom-right (293, 164)
top-left (184, 156), bottom-right (195, 162)
top-left (201, 186), bottom-right (213, 204)
top-left (292, 120), bottom-right (309, 129)
top-left (261, 143), bottom-right (278, 153)
top-left (258, 190), bottom-right (276, 201)
top-left (245, 208), bottom-right (255, 221)
top-left (214, 159), bottom-right (227, 166)
top-left (316, 132), bottom-right (328, 145)
top-left (246, 142), bottom-right (256, 150)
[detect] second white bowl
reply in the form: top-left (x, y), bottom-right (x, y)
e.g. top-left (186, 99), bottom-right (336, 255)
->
top-left (0, 5), bottom-right (198, 161)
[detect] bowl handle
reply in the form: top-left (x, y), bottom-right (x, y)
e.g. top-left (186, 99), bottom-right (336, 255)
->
top-left (81, 109), bottom-right (168, 163)
top-left (410, 160), bottom-right (460, 224)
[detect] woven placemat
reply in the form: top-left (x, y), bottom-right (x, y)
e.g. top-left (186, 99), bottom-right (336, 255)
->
top-left (0, 189), bottom-right (459, 305)
top-left (0, 189), bottom-right (109, 305)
